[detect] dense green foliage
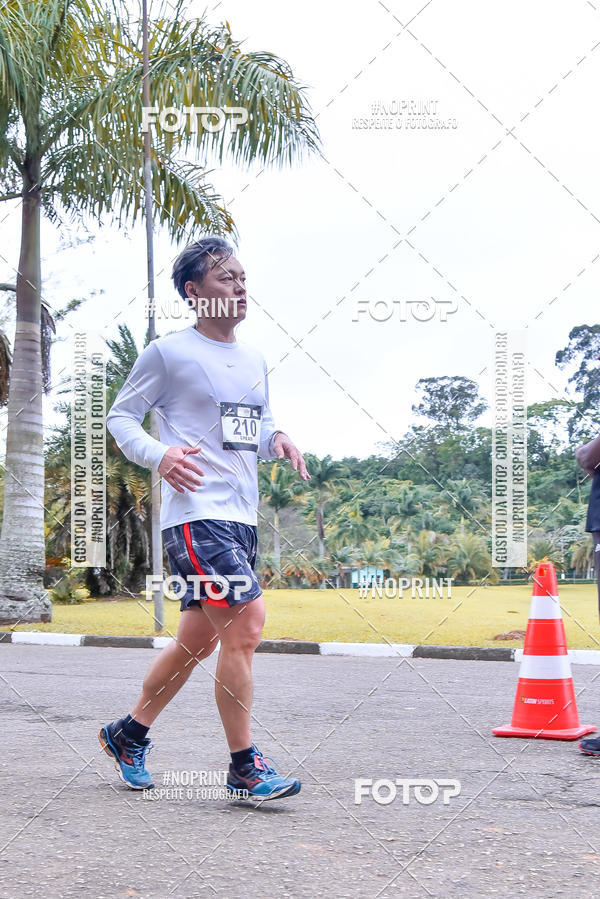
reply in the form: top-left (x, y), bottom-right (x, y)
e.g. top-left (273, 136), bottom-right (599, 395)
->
top-left (43, 323), bottom-right (600, 594)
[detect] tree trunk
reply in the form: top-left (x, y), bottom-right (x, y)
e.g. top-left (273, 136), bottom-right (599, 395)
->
top-left (143, 0), bottom-right (164, 632)
top-left (317, 501), bottom-right (326, 588)
top-left (0, 157), bottom-right (51, 622)
top-left (273, 509), bottom-right (281, 577)
top-left (316, 502), bottom-right (325, 558)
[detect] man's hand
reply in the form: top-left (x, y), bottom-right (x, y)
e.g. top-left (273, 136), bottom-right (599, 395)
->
top-left (273, 432), bottom-right (310, 481)
top-left (158, 446), bottom-right (204, 494)
top-left (576, 440), bottom-right (600, 479)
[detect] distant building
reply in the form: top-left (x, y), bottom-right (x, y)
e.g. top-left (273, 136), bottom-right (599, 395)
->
top-left (351, 566), bottom-right (385, 588)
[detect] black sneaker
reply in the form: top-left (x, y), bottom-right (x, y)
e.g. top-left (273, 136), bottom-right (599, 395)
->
top-left (579, 736), bottom-right (600, 757)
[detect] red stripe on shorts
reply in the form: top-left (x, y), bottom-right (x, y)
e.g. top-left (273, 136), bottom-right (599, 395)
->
top-left (182, 522), bottom-right (230, 607)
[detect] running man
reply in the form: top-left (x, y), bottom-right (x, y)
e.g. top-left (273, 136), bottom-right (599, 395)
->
top-left (575, 430), bottom-right (600, 757)
top-left (99, 237), bottom-right (309, 800)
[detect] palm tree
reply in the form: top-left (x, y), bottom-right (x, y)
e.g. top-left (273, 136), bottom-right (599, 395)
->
top-left (526, 539), bottom-right (564, 574)
top-left (446, 533), bottom-right (494, 585)
top-left (571, 538), bottom-right (595, 579)
top-left (405, 530), bottom-right (448, 578)
top-left (0, 0), bottom-right (319, 622)
top-left (393, 482), bottom-right (423, 519)
top-left (353, 536), bottom-right (399, 573)
top-left (45, 409), bottom-right (153, 593)
top-left (305, 454), bottom-right (344, 558)
top-left (259, 462), bottom-right (305, 576)
top-left (0, 281), bottom-right (86, 405)
top-left (44, 325), bottom-right (153, 594)
top-left (327, 496), bottom-right (380, 546)
top-left (444, 478), bottom-right (486, 535)
top-left (329, 543), bottom-right (358, 588)
top-left (255, 552), bottom-right (280, 590)
top-left (387, 483), bottom-right (435, 552)
top-left (282, 554), bottom-right (329, 588)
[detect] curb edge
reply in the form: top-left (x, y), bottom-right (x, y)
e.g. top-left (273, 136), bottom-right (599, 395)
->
top-left (2, 632), bottom-right (600, 664)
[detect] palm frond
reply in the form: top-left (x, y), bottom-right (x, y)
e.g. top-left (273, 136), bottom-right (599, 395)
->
top-left (105, 323), bottom-right (139, 385)
top-left (42, 135), bottom-right (235, 240)
top-left (44, 7), bottom-right (319, 170)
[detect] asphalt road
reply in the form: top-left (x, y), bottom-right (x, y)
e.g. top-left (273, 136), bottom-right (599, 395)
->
top-left (2, 645), bottom-right (600, 898)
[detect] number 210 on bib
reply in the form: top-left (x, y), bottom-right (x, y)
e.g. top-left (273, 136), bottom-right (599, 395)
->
top-left (220, 402), bottom-right (262, 452)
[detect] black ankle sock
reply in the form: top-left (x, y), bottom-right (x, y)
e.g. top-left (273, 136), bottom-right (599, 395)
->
top-left (120, 714), bottom-right (149, 743)
top-left (231, 746), bottom-right (254, 769)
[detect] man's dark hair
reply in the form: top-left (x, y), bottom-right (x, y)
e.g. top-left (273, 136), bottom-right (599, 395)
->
top-left (172, 236), bottom-right (234, 301)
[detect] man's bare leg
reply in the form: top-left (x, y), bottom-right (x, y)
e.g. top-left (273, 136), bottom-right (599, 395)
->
top-left (98, 606), bottom-right (219, 788)
top-left (200, 594), bottom-right (300, 799)
top-left (199, 595), bottom-right (265, 751)
top-left (130, 607), bottom-right (219, 726)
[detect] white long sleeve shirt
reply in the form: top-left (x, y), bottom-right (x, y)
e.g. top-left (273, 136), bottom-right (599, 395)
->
top-left (106, 325), bottom-right (281, 529)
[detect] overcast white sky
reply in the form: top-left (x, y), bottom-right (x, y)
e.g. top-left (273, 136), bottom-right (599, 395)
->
top-left (1, 0), bottom-right (599, 458)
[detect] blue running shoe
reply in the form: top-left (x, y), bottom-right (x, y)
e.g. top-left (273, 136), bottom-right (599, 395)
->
top-left (226, 745), bottom-right (301, 801)
top-left (580, 736), bottom-right (600, 757)
top-left (98, 719), bottom-right (154, 790)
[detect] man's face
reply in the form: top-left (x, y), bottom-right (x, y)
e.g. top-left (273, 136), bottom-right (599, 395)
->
top-left (185, 254), bottom-right (247, 324)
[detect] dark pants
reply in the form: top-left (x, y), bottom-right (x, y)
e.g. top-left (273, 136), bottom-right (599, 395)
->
top-left (594, 532), bottom-right (600, 620)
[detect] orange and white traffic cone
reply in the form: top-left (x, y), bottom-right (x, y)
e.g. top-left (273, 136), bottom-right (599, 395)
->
top-left (493, 561), bottom-right (596, 740)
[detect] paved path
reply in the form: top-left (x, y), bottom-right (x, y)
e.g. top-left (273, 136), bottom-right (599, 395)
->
top-left (2, 645), bottom-right (600, 898)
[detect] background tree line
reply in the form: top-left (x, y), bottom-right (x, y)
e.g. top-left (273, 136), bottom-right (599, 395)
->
top-left (38, 322), bottom-right (600, 600)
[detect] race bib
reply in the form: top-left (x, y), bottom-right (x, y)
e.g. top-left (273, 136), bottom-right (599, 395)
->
top-left (220, 402), bottom-right (262, 451)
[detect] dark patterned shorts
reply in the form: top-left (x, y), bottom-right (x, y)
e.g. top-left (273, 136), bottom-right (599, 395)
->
top-left (593, 531), bottom-right (600, 620)
top-left (162, 518), bottom-right (261, 610)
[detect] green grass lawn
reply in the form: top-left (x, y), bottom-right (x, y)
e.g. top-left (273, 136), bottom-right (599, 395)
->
top-left (7, 583), bottom-right (600, 649)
